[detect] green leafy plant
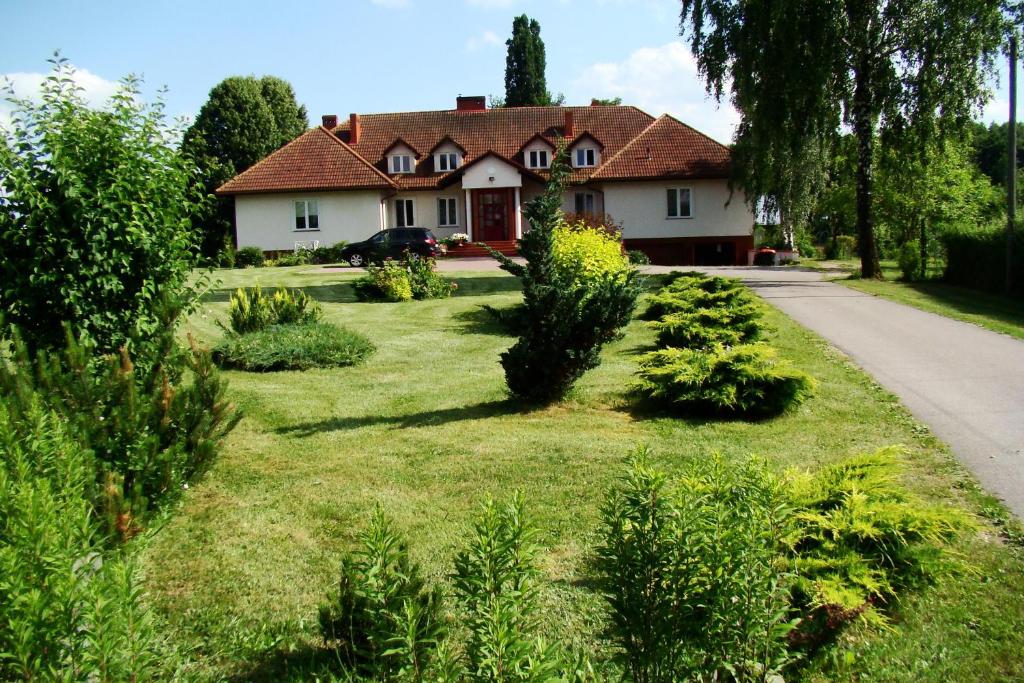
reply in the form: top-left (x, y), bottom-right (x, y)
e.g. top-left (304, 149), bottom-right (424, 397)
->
top-left (897, 242), bottom-right (922, 282)
top-left (224, 285), bottom-right (322, 335)
top-left (783, 447), bottom-right (972, 637)
top-left (0, 402), bottom-right (164, 680)
top-left (235, 246), bottom-right (265, 268)
top-left (407, 256), bottom-right (457, 300)
top-left (319, 507), bottom-right (444, 681)
top-left (598, 451), bottom-right (794, 683)
top-left (311, 241), bottom-right (349, 265)
top-left (551, 221), bottom-right (632, 286)
top-left (627, 249), bottom-right (652, 265)
top-left (632, 343), bottom-right (815, 418)
top-left (213, 322), bottom-right (374, 372)
top-left (0, 55), bottom-right (204, 366)
top-left (486, 149), bottom-right (641, 403)
top-left (353, 259), bottom-right (415, 302)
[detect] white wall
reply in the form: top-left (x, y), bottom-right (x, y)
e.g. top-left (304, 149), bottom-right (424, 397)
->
top-left (384, 190), bottom-right (466, 237)
top-left (235, 191), bottom-right (384, 251)
top-left (601, 179), bottom-right (754, 239)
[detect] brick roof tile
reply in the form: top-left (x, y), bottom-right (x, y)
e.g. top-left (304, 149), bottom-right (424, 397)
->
top-left (591, 115), bottom-right (731, 181)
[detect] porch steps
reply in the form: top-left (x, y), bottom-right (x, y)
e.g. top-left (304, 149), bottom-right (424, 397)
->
top-left (443, 240), bottom-right (519, 258)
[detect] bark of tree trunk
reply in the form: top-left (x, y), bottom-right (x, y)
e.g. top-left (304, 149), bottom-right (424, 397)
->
top-left (853, 62), bottom-right (882, 279)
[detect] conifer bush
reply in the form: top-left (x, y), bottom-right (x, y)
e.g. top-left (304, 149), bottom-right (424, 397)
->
top-left (0, 403), bottom-right (164, 680)
top-left (487, 150), bottom-right (641, 403)
top-left (213, 322), bottom-right (374, 372)
top-left (632, 343), bottom-right (815, 418)
top-left (651, 302), bottom-right (765, 350)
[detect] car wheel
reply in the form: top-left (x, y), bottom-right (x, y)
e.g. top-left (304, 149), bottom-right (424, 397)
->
top-left (349, 253), bottom-right (364, 267)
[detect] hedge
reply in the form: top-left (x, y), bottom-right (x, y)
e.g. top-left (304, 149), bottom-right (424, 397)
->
top-left (941, 222), bottom-right (1023, 297)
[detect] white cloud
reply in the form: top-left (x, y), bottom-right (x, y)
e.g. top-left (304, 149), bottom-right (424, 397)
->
top-left (0, 66), bottom-right (121, 130)
top-left (465, 29), bottom-right (502, 52)
top-left (569, 42), bottom-right (740, 145)
top-left (371, 0), bottom-right (411, 8)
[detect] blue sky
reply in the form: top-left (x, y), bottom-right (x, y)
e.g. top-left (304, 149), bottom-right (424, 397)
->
top-left (1, 0), bottom-right (1019, 145)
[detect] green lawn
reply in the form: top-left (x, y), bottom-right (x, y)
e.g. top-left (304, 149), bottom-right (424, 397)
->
top-left (807, 258), bottom-right (1024, 340)
top-left (145, 264), bottom-right (1024, 681)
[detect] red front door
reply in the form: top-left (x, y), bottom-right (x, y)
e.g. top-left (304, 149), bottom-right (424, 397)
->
top-left (476, 189), bottom-right (511, 241)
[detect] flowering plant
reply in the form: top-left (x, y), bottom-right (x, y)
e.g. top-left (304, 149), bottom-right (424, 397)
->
top-left (450, 232), bottom-right (470, 243)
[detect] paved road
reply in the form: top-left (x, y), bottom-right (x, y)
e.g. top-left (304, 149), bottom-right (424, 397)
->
top-left (672, 266), bottom-right (1024, 519)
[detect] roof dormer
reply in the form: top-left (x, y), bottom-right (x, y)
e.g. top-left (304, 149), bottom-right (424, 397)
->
top-left (429, 137), bottom-right (466, 173)
top-left (569, 132), bottom-right (604, 168)
top-left (383, 138), bottom-right (419, 174)
top-left (520, 133), bottom-right (556, 169)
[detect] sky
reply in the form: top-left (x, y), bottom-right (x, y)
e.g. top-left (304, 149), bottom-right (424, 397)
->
top-left (0, 0), bottom-right (1019, 146)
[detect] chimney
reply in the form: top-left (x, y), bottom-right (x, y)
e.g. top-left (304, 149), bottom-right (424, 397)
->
top-left (564, 110), bottom-right (575, 139)
top-left (349, 113), bottom-right (361, 144)
top-left (456, 95), bottom-right (487, 112)
top-left (322, 114), bottom-right (338, 130)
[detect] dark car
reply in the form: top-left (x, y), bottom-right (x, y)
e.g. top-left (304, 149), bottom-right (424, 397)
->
top-left (341, 228), bottom-right (440, 267)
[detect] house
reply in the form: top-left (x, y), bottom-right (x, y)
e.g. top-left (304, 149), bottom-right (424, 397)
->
top-left (217, 96), bottom-right (755, 265)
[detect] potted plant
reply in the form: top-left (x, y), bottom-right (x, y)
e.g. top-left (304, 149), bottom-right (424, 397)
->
top-left (450, 232), bottom-right (470, 247)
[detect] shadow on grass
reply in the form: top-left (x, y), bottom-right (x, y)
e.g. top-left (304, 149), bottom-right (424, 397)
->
top-left (618, 395), bottom-right (788, 426)
top-left (204, 283), bottom-right (359, 304)
top-left (276, 398), bottom-right (525, 437)
top-left (905, 280), bottom-right (1024, 329)
top-left (449, 306), bottom-right (516, 336)
top-left (204, 276), bottom-right (521, 304)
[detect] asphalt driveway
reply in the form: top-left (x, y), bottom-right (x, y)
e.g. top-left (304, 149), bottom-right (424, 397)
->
top-left (674, 266), bottom-right (1024, 519)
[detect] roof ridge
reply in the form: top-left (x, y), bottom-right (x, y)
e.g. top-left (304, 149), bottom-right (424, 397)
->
top-left (217, 127), bottom-right (320, 193)
top-left (318, 126), bottom-right (397, 187)
top-left (590, 115), bottom-right (663, 178)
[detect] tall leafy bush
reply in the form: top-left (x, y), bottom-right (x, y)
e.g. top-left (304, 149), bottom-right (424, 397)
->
top-left (0, 55), bottom-right (205, 365)
top-left (598, 452), bottom-right (794, 682)
top-left (488, 150), bottom-right (641, 403)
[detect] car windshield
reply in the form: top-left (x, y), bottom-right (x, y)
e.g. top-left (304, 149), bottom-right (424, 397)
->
top-left (370, 232), bottom-right (387, 243)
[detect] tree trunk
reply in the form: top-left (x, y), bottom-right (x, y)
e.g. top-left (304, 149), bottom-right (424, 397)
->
top-left (853, 62), bottom-right (882, 279)
top-left (919, 216), bottom-right (928, 280)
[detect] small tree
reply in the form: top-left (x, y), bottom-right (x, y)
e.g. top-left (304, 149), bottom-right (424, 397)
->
top-left (504, 14), bottom-right (563, 107)
top-left (488, 150), bottom-right (641, 403)
top-left (0, 55), bottom-right (204, 362)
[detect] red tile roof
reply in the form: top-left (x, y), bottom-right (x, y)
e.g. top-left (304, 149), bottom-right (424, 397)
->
top-left (216, 127), bottom-right (395, 195)
top-left (217, 106), bottom-right (731, 195)
top-left (592, 115), bottom-right (731, 181)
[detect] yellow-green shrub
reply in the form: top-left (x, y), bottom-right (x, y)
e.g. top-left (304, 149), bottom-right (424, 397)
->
top-left (551, 221), bottom-right (631, 286)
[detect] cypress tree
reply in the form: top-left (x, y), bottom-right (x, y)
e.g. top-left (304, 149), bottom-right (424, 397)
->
top-left (504, 14), bottom-right (549, 107)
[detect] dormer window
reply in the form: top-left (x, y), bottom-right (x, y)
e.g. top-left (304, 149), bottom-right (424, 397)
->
top-left (390, 155), bottom-right (413, 174)
top-left (528, 149), bottom-right (550, 169)
top-left (574, 148), bottom-right (597, 167)
top-left (436, 152), bottom-right (460, 172)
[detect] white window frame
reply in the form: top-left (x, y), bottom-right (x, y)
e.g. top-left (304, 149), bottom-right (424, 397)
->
top-left (294, 199), bottom-right (319, 231)
top-left (435, 152), bottom-right (460, 172)
top-left (438, 197), bottom-right (458, 227)
top-left (389, 154), bottom-right (413, 174)
top-left (666, 187), bottom-right (693, 219)
top-left (527, 149), bottom-right (550, 169)
top-left (574, 147), bottom-right (597, 168)
top-left (394, 198), bottom-right (415, 228)
top-left (574, 192), bottom-right (596, 215)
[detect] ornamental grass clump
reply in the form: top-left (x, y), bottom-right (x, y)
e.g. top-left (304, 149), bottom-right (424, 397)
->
top-left (225, 285), bottom-right (321, 334)
top-left (632, 343), bottom-right (816, 418)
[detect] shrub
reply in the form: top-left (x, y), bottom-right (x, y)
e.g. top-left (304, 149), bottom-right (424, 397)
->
top-left (0, 403), bottom-right (164, 680)
top-left (486, 149), bottom-right (641, 403)
top-left (640, 273), bottom-right (749, 321)
top-left (311, 241), bottom-right (348, 265)
top-left (627, 249), bottom-right (651, 265)
top-left (217, 239), bottom-right (237, 268)
top-left (0, 57), bottom-right (204, 363)
top-left (225, 285), bottom-right (322, 335)
top-left (0, 322), bottom-right (239, 538)
top-left (319, 507), bottom-right (444, 681)
top-left (213, 322), bottom-right (374, 371)
top-left (408, 256), bottom-right (456, 300)
top-left (651, 301), bottom-right (765, 350)
top-left (941, 222), bottom-right (1023, 296)
top-left (898, 241), bottom-right (922, 281)
top-left (235, 246), bottom-right (265, 268)
top-left (795, 232), bottom-right (817, 260)
top-left (825, 235), bottom-right (857, 260)
top-left (632, 343), bottom-right (815, 418)
top-left (272, 250), bottom-right (312, 267)
top-left (598, 451), bottom-right (794, 682)
top-left (783, 447), bottom-right (972, 637)
top-left (551, 221), bottom-right (632, 286)
top-left (352, 254), bottom-right (454, 302)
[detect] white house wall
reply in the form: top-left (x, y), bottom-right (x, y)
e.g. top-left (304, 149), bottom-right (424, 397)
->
top-left (601, 179), bottom-right (754, 240)
top-left (461, 156), bottom-right (523, 189)
top-left (385, 190), bottom-right (466, 238)
top-left (235, 191), bottom-right (384, 251)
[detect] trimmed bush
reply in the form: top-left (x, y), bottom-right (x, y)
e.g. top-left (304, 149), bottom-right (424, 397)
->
top-left (598, 451), bottom-right (793, 682)
top-left (235, 246), bottom-right (265, 268)
top-left (225, 285), bottom-right (322, 335)
top-left (941, 223), bottom-right (1023, 296)
top-left (632, 343), bottom-right (815, 418)
top-left (651, 302), bottom-right (765, 350)
top-left (213, 322), bottom-right (374, 371)
top-left (783, 447), bottom-right (972, 636)
top-left (551, 222), bottom-right (632, 286)
top-left (640, 273), bottom-right (749, 321)
top-left (0, 403), bottom-right (164, 680)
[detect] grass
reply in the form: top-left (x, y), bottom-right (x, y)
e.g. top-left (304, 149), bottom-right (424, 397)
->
top-left (805, 258), bottom-right (1024, 340)
top-left (145, 264), bottom-right (1024, 681)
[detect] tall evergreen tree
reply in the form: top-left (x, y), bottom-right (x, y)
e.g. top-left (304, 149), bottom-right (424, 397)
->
top-left (182, 76), bottom-right (307, 257)
top-left (504, 14), bottom-right (551, 107)
top-left (679, 0), bottom-right (1007, 278)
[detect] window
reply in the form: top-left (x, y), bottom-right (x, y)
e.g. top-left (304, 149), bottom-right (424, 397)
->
top-left (574, 148), bottom-right (596, 167)
top-left (574, 192), bottom-right (595, 215)
top-left (295, 200), bottom-right (319, 230)
top-left (527, 149), bottom-right (550, 169)
top-left (436, 152), bottom-right (459, 171)
top-left (395, 198), bottom-right (415, 227)
top-left (438, 197), bottom-right (458, 227)
top-left (666, 188), bottom-right (692, 218)
top-left (390, 155), bottom-right (413, 174)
